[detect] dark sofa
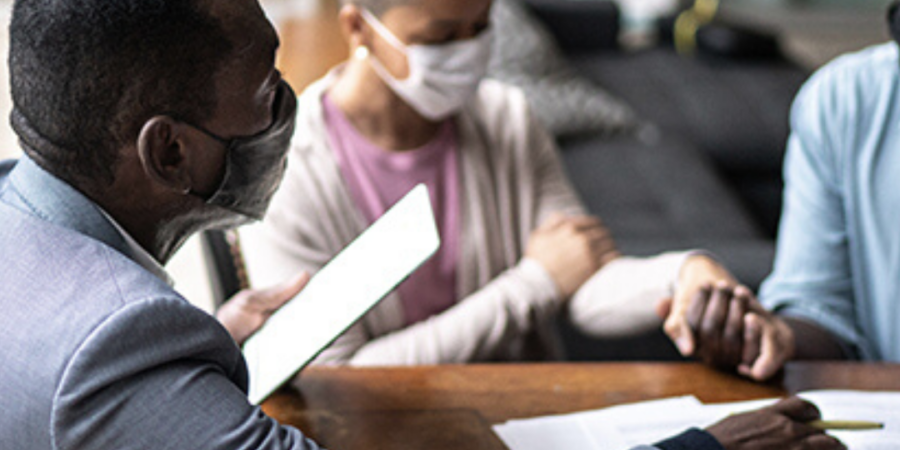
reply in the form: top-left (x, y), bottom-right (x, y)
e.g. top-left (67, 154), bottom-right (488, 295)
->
top-left (517, 0), bottom-right (809, 360)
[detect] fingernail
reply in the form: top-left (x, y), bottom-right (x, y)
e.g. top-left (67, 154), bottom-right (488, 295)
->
top-left (676, 338), bottom-right (693, 355)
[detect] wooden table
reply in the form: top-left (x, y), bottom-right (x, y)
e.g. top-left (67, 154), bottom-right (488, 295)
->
top-left (261, 362), bottom-right (900, 449)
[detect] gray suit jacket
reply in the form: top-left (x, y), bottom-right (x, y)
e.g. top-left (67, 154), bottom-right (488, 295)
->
top-left (0, 157), bottom-right (322, 449)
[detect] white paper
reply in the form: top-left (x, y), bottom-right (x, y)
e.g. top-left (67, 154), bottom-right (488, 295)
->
top-left (494, 416), bottom-right (621, 450)
top-left (798, 390), bottom-right (900, 449)
top-left (243, 185), bottom-right (440, 404)
top-left (493, 390), bottom-right (900, 450)
top-left (494, 396), bottom-right (703, 450)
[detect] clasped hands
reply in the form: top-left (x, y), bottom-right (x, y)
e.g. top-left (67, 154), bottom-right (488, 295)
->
top-left (661, 255), bottom-right (795, 381)
top-left (524, 213), bottom-right (796, 383)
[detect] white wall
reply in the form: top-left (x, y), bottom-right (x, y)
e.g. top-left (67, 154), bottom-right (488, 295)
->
top-left (0, 2), bottom-right (16, 161)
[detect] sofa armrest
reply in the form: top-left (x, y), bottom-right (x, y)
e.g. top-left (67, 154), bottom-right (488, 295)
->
top-left (519, 0), bottom-right (621, 52)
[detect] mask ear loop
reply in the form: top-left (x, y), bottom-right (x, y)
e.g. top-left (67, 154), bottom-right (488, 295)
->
top-left (359, 9), bottom-right (408, 54)
top-left (356, 10), bottom-right (412, 85)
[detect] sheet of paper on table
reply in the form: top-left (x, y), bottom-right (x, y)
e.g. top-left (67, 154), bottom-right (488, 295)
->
top-left (492, 390), bottom-right (900, 450)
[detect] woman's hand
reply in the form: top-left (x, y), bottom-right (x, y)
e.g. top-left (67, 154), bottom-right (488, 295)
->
top-left (525, 213), bottom-right (619, 298)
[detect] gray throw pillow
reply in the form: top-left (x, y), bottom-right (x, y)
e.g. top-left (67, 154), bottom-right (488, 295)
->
top-left (488, 0), bottom-right (637, 138)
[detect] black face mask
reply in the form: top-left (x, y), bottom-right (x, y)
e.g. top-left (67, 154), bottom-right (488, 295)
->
top-left (191, 80), bottom-right (298, 224)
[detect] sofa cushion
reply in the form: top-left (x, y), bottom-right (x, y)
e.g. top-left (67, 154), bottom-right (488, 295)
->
top-left (568, 48), bottom-right (807, 175)
top-left (560, 131), bottom-right (775, 289)
top-left (488, 0), bottom-right (637, 137)
top-left (560, 132), bottom-right (764, 241)
top-left (519, 0), bottom-right (621, 52)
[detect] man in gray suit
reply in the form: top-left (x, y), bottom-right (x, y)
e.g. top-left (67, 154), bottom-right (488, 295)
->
top-left (0, 0), bottom-right (323, 448)
top-left (0, 0), bottom-right (845, 449)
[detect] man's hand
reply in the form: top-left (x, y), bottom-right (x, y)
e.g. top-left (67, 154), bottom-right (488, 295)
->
top-left (215, 272), bottom-right (311, 346)
top-left (525, 213), bottom-right (619, 298)
top-left (706, 397), bottom-right (845, 450)
top-left (684, 283), bottom-right (795, 381)
top-left (661, 254), bottom-right (736, 356)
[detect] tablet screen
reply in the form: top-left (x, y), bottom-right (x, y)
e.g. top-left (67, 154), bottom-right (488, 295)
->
top-left (243, 184), bottom-right (440, 404)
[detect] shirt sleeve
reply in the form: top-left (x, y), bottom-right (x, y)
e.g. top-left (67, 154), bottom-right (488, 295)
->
top-left (758, 66), bottom-right (867, 357)
top-left (649, 428), bottom-right (725, 450)
top-left (52, 297), bottom-right (323, 450)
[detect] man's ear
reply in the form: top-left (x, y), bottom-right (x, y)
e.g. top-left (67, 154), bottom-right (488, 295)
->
top-left (136, 116), bottom-right (192, 194)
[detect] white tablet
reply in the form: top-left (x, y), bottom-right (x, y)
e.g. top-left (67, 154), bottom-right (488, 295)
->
top-left (243, 184), bottom-right (440, 404)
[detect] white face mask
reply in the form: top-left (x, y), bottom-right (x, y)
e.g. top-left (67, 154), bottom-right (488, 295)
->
top-left (359, 9), bottom-right (493, 121)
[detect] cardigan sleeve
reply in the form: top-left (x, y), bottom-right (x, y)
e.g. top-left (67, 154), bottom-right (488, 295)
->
top-left (567, 251), bottom-right (694, 338)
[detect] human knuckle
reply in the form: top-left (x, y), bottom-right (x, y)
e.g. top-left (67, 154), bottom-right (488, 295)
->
top-left (663, 321), bottom-right (679, 335)
top-left (699, 321), bottom-right (718, 340)
top-left (786, 420), bottom-right (811, 438)
top-left (722, 330), bottom-right (742, 349)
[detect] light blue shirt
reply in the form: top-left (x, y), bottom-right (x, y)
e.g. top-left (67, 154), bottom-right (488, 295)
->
top-left (760, 42), bottom-right (900, 361)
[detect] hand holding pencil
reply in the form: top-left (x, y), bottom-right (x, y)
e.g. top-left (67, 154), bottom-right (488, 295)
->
top-left (706, 396), bottom-right (846, 450)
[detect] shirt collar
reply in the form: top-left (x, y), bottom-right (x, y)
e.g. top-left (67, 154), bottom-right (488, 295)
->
top-left (98, 208), bottom-right (175, 287)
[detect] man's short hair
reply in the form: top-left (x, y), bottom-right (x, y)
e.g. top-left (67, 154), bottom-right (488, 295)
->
top-left (9, 0), bottom-right (234, 187)
top-left (341, 0), bottom-right (417, 17)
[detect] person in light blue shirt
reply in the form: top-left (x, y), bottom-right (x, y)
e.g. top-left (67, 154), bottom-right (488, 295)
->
top-left (671, 4), bottom-right (900, 382)
top-left (760, 40), bottom-right (900, 363)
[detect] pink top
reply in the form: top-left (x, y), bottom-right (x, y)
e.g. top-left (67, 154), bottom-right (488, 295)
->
top-left (322, 94), bottom-right (460, 326)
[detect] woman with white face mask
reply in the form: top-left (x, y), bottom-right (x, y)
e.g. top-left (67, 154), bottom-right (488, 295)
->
top-left (243, 0), bottom-right (733, 388)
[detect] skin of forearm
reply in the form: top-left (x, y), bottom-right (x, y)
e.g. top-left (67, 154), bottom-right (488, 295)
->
top-left (783, 316), bottom-right (852, 360)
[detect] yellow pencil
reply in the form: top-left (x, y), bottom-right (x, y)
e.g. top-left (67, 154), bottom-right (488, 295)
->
top-left (808, 420), bottom-right (884, 430)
